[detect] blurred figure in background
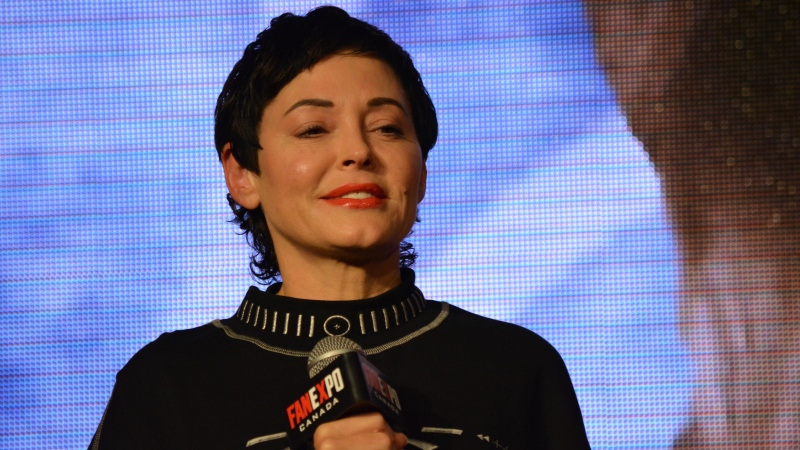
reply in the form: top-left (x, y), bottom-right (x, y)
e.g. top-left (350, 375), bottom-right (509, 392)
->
top-left (586, 0), bottom-right (799, 447)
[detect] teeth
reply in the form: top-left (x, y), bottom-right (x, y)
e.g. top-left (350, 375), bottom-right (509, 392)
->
top-left (340, 191), bottom-right (374, 199)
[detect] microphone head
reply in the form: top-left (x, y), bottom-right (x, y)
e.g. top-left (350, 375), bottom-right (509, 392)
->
top-left (307, 335), bottom-right (363, 378)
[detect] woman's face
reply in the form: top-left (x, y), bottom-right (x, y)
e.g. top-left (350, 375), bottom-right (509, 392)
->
top-left (248, 54), bottom-right (426, 266)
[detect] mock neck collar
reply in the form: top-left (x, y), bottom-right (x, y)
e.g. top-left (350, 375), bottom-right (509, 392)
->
top-left (226, 269), bottom-right (432, 348)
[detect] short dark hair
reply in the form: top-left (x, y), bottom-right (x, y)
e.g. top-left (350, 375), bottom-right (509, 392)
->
top-left (214, 6), bottom-right (438, 283)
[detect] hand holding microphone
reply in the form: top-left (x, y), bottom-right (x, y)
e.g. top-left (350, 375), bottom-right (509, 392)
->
top-left (313, 412), bottom-right (407, 450)
top-left (285, 335), bottom-right (406, 450)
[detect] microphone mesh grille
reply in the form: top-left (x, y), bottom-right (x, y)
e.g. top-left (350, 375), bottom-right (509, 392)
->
top-left (307, 335), bottom-right (363, 378)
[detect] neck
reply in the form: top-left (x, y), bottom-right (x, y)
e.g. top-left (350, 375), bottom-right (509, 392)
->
top-left (275, 248), bottom-right (403, 301)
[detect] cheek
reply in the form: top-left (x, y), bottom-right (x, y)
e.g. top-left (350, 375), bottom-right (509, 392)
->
top-left (291, 160), bottom-right (316, 179)
top-left (401, 160), bottom-right (424, 197)
top-left (260, 154), bottom-right (319, 197)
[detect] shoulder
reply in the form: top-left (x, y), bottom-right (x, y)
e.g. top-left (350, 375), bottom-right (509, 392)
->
top-left (117, 322), bottom-right (224, 382)
top-left (427, 301), bottom-right (569, 372)
top-left (433, 303), bottom-right (589, 446)
top-left (441, 302), bottom-right (560, 350)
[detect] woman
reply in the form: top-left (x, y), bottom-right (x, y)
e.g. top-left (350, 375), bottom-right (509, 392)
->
top-left (90, 7), bottom-right (589, 449)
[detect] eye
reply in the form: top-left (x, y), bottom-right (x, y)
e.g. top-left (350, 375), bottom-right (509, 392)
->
top-left (375, 124), bottom-right (404, 137)
top-left (296, 125), bottom-right (327, 138)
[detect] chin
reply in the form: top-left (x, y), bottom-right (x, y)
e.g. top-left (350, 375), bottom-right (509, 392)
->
top-left (327, 233), bottom-right (404, 262)
top-left (332, 223), bottom-right (406, 245)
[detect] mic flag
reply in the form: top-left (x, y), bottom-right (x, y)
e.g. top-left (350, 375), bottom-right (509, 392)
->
top-left (285, 335), bottom-right (405, 449)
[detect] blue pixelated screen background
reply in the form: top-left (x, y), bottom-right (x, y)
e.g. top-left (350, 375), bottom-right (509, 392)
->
top-left (2, 1), bottom-right (700, 448)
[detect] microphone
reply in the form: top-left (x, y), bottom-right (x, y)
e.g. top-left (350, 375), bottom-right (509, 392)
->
top-left (307, 335), bottom-right (362, 377)
top-left (285, 335), bottom-right (405, 449)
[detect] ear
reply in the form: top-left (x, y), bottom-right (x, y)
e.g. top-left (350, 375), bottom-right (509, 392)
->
top-left (417, 162), bottom-right (427, 203)
top-left (221, 143), bottom-right (261, 210)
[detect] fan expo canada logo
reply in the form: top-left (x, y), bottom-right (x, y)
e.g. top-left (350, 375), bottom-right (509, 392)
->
top-left (286, 368), bottom-right (345, 432)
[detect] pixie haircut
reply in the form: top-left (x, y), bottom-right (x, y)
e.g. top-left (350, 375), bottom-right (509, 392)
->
top-left (214, 6), bottom-right (438, 283)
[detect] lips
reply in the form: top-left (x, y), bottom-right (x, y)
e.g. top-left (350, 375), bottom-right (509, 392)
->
top-left (321, 183), bottom-right (386, 208)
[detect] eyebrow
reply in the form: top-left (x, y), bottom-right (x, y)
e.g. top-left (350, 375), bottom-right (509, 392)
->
top-left (283, 97), bottom-right (408, 116)
top-left (367, 97), bottom-right (408, 115)
top-left (284, 99), bottom-right (334, 116)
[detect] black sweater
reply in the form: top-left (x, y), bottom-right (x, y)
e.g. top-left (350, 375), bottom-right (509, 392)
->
top-left (90, 271), bottom-right (590, 449)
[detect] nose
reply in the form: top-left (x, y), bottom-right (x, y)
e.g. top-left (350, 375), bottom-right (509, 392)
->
top-left (338, 127), bottom-right (374, 169)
